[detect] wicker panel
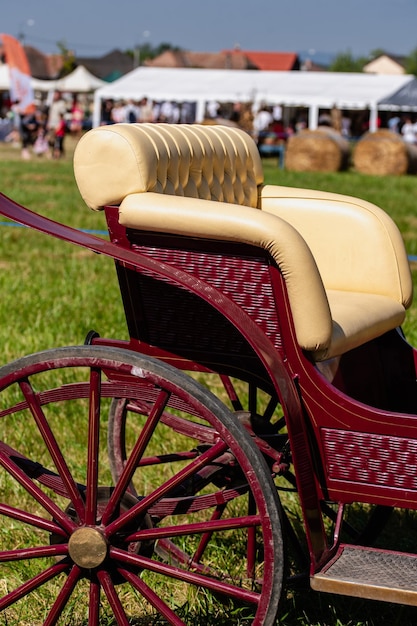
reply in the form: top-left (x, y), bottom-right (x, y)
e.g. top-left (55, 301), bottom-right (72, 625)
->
top-left (132, 243), bottom-right (282, 351)
top-left (322, 428), bottom-right (417, 490)
top-left (136, 274), bottom-right (250, 356)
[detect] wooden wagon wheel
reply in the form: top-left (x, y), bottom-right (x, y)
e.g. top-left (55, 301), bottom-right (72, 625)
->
top-left (0, 346), bottom-right (284, 625)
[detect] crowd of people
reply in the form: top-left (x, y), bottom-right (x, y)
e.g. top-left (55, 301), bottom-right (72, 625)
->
top-left (100, 97), bottom-right (197, 125)
top-left (4, 90), bottom-right (417, 161)
top-left (98, 97), bottom-right (292, 141)
top-left (4, 91), bottom-right (90, 160)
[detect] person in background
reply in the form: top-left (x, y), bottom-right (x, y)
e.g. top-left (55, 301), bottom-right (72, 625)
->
top-left (69, 96), bottom-right (84, 135)
top-left (387, 114), bottom-right (401, 134)
top-left (20, 104), bottom-right (39, 160)
top-left (124, 99), bottom-right (140, 123)
top-left (110, 101), bottom-right (126, 123)
top-left (101, 99), bottom-right (114, 125)
top-left (52, 112), bottom-right (66, 158)
top-left (341, 113), bottom-right (352, 138)
top-left (5, 100), bottom-right (22, 146)
top-left (138, 97), bottom-right (154, 122)
top-left (47, 91), bottom-right (67, 135)
top-left (253, 105), bottom-right (273, 141)
top-left (46, 91), bottom-right (67, 154)
top-left (401, 115), bottom-right (417, 144)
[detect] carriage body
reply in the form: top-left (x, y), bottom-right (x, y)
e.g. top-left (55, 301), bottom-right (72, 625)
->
top-left (1, 122), bottom-right (417, 623)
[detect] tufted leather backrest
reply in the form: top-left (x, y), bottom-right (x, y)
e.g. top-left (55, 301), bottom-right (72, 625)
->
top-left (74, 123), bottom-right (264, 211)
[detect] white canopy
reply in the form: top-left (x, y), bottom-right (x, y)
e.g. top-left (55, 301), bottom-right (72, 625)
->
top-left (92, 66), bottom-right (413, 130)
top-left (0, 63), bottom-right (105, 95)
top-left (54, 65), bottom-right (105, 93)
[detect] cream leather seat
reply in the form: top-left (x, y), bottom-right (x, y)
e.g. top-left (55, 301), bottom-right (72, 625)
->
top-left (74, 123), bottom-right (413, 362)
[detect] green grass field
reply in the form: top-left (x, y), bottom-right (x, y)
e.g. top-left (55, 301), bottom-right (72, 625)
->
top-left (1, 137), bottom-right (417, 625)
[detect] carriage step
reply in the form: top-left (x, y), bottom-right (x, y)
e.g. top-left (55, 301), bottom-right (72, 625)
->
top-left (311, 544), bottom-right (417, 606)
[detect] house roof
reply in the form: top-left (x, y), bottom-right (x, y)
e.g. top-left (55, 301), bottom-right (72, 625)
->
top-left (190, 51), bottom-right (255, 69)
top-left (145, 49), bottom-right (300, 71)
top-left (5, 42), bottom-right (301, 84)
top-left (76, 49), bottom-right (134, 81)
top-left (223, 50), bottom-right (300, 71)
top-left (376, 53), bottom-right (407, 67)
top-left (23, 45), bottom-right (63, 79)
top-left (363, 53), bottom-right (407, 74)
top-left (145, 49), bottom-right (257, 70)
top-left (144, 49), bottom-right (186, 68)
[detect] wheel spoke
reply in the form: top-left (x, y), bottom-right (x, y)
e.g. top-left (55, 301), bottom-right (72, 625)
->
top-left (43, 565), bottom-right (81, 626)
top-left (0, 448), bottom-right (75, 534)
top-left (105, 439), bottom-right (228, 538)
top-left (155, 538), bottom-right (218, 576)
top-left (126, 513), bottom-right (261, 542)
top-left (0, 502), bottom-right (67, 536)
top-left (139, 449), bottom-right (199, 467)
top-left (19, 378), bottom-right (86, 521)
top-left (88, 579), bottom-right (101, 626)
top-left (0, 544), bottom-right (67, 562)
top-left (220, 374), bottom-right (244, 411)
top-left (120, 567), bottom-right (186, 626)
top-left (111, 547), bottom-right (261, 605)
top-left (247, 492), bottom-right (257, 579)
top-left (102, 388), bottom-right (170, 525)
top-left (192, 503), bottom-right (226, 563)
top-left (85, 367), bottom-right (101, 525)
top-left (0, 561), bottom-right (69, 611)
top-left (159, 411), bottom-right (218, 443)
top-left (0, 440), bottom-right (85, 499)
top-left (98, 569), bottom-right (130, 625)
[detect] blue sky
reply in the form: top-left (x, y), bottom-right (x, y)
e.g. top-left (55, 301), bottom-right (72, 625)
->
top-left (2, 0), bottom-right (417, 60)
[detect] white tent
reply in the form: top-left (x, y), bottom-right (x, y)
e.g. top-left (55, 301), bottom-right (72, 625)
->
top-left (92, 66), bottom-right (413, 130)
top-left (0, 63), bottom-right (103, 96)
top-left (31, 77), bottom-right (58, 93)
top-left (54, 65), bottom-right (105, 93)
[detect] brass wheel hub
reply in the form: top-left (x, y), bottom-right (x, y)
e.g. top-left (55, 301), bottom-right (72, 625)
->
top-left (68, 527), bottom-right (108, 569)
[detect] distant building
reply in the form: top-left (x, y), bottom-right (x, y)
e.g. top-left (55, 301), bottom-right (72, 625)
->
top-left (145, 49), bottom-right (300, 71)
top-left (144, 49), bottom-right (251, 69)
top-left (363, 54), bottom-right (406, 75)
top-left (233, 50), bottom-right (300, 71)
top-left (2, 41), bottom-right (303, 83)
top-left (23, 45), bottom-right (133, 82)
top-left (23, 45), bottom-right (62, 79)
top-left (76, 49), bottom-right (134, 82)
top-left (300, 57), bottom-right (329, 72)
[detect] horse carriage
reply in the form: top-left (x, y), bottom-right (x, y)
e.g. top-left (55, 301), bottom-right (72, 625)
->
top-left (0, 122), bottom-right (416, 624)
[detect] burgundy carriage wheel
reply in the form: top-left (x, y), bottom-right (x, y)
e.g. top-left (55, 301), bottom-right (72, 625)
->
top-left (0, 346), bottom-right (284, 625)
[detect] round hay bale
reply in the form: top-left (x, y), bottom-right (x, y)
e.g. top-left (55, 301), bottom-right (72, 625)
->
top-left (285, 127), bottom-right (350, 172)
top-left (353, 130), bottom-right (417, 176)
